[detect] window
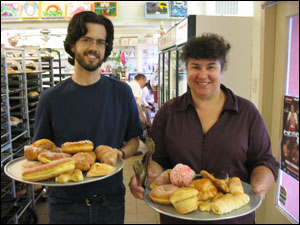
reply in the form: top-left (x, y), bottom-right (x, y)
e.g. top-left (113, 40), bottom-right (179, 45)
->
top-left (277, 15), bottom-right (299, 224)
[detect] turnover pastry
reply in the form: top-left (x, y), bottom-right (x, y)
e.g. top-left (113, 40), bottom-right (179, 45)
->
top-left (55, 169), bottom-right (84, 183)
top-left (86, 162), bottom-right (116, 177)
top-left (200, 170), bottom-right (229, 193)
top-left (95, 145), bottom-right (118, 166)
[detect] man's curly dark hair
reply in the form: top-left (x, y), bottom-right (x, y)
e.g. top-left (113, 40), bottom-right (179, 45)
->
top-left (64, 11), bottom-right (114, 66)
top-left (181, 33), bottom-right (231, 71)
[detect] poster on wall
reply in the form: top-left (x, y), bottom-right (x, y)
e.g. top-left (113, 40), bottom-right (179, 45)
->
top-left (1, 2), bottom-right (21, 20)
top-left (41, 2), bottom-right (66, 19)
top-left (281, 96), bottom-right (299, 181)
top-left (21, 1), bottom-right (40, 19)
top-left (145, 2), bottom-right (169, 19)
top-left (94, 2), bottom-right (117, 17)
top-left (170, 1), bottom-right (187, 17)
top-left (66, 2), bottom-right (92, 19)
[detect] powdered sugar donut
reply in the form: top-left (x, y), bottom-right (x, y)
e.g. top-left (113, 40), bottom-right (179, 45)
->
top-left (170, 164), bottom-right (195, 187)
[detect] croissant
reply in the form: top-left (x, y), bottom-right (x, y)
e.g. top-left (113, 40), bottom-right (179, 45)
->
top-left (95, 145), bottom-right (118, 166)
top-left (188, 178), bottom-right (218, 201)
top-left (200, 170), bottom-right (229, 193)
top-left (229, 177), bottom-right (244, 194)
top-left (212, 193), bottom-right (250, 215)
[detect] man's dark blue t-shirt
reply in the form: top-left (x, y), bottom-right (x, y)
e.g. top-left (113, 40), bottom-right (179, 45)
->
top-left (33, 75), bottom-right (142, 201)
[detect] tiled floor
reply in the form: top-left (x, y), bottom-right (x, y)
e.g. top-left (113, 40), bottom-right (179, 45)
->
top-left (35, 141), bottom-right (160, 224)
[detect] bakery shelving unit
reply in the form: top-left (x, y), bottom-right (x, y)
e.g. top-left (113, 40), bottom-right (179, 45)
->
top-left (1, 47), bottom-right (17, 224)
top-left (2, 47), bottom-right (40, 224)
top-left (24, 49), bottom-right (43, 139)
top-left (40, 53), bottom-right (54, 90)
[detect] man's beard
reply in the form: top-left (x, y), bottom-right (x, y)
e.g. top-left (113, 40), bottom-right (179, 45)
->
top-left (75, 50), bottom-right (103, 72)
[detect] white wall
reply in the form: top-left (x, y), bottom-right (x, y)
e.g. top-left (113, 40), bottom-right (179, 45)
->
top-left (195, 15), bottom-right (253, 100)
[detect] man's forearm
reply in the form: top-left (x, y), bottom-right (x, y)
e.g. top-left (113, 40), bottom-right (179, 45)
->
top-left (121, 137), bottom-right (139, 159)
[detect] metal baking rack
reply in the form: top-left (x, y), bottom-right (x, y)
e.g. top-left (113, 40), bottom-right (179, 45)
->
top-left (40, 49), bottom-right (54, 89)
top-left (2, 47), bottom-right (39, 224)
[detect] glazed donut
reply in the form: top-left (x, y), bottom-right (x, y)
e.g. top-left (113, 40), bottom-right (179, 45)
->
top-left (32, 139), bottom-right (57, 150)
top-left (188, 178), bottom-right (218, 201)
top-left (22, 158), bottom-right (75, 182)
top-left (149, 184), bottom-right (179, 205)
top-left (61, 140), bottom-right (94, 154)
top-left (150, 169), bottom-right (172, 189)
top-left (95, 145), bottom-right (118, 166)
top-left (22, 160), bottom-right (43, 171)
top-left (38, 152), bottom-right (71, 164)
top-left (72, 152), bottom-right (96, 171)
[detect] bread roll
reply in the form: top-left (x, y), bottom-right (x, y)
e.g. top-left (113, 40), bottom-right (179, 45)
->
top-left (229, 177), bottom-right (244, 194)
top-left (170, 187), bottom-right (199, 214)
top-left (212, 193), bottom-right (250, 215)
top-left (86, 163), bottom-right (116, 177)
top-left (95, 145), bottom-right (118, 166)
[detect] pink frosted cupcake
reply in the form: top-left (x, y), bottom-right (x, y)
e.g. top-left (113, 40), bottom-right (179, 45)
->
top-left (170, 164), bottom-right (196, 187)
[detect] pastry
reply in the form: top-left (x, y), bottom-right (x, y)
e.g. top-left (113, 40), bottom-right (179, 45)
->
top-left (10, 116), bottom-right (21, 126)
top-left (72, 152), bottom-right (96, 171)
top-left (188, 178), bottom-right (218, 201)
top-left (28, 91), bottom-right (39, 97)
top-left (86, 162), bottom-right (116, 177)
top-left (61, 140), bottom-right (94, 154)
top-left (211, 193), bottom-right (250, 215)
top-left (55, 169), bottom-right (84, 183)
top-left (95, 145), bottom-right (118, 166)
top-left (24, 146), bottom-right (45, 161)
top-left (229, 177), bottom-right (244, 194)
top-left (170, 164), bottom-right (195, 187)
top-left (32, 139), bottom-right (57, 151)
top-left (170, 187), bottom-right (199, 214)
top-left (149, 184), bottom-right (178, 205)
top-left (38, 152), bottom-right (71, 164)
top-left (198, 192), bottom-right (224, 212)
top-left (22, 160), bottom-right (43, 170)
top-left (200, 170), bottom-right (229, 193)
top-left (7, 67), bottom-right (17, 73)
top-left (150, 169), bottom-right (172, 189)
top-left (22, 158), bottom-right (75, 182)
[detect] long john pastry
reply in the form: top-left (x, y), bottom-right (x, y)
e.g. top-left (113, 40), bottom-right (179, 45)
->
top-left (22, 158), bottom-right (75, 182)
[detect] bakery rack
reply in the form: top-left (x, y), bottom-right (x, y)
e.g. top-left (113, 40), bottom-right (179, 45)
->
top-left (1, 47), bottom-right (41, 224)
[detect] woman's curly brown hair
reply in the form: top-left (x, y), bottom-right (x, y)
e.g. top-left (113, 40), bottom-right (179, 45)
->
top-left (64, 11), bottom-right (114, 66)
top-left (181, 33), bottom-right (231, 71)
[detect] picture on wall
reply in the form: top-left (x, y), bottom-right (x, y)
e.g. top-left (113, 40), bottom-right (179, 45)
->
top-left (41, 2), bottom-right (66, 19)
top-left (21, 1), bottom-right (40, 19)
top-left (170, 1), bottom-right (187, 17)
top-left (145, 1), bottom-right (169, 19)
top-left (1, 2), bottom-right (21, 20)
top-left (94, 2), bottom-right (117, 17)
top-left (281, 96), bottom-right (299, 181)
top-left (66, 2), bottom-right (92, 19)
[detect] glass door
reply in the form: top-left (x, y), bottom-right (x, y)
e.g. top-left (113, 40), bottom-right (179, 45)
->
top-left (158, 53), bottom-right (164, 108)
top-left (163, 51), bottom-right (169, 103)
top-left (177, 47), bottom-right (188, 96)
top-left (169, 48), bottom-right (177, 100)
